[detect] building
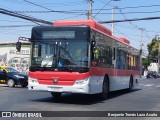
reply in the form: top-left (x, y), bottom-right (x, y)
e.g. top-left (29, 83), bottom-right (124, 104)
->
top-left (0, 42), bottom-right (31, 73)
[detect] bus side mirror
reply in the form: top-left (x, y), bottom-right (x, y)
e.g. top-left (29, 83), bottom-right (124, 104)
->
top-left (91, 40), bottom-right (96, 46)
top-left (16, 42), bottom-right (21, 52)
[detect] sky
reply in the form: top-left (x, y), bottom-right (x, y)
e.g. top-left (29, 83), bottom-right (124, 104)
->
top-left (1, 0), bottom-right (160, 56)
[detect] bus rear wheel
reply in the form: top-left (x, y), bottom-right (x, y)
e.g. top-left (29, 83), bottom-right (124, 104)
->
top-left (128, 77), bottom-right (133, 92)
top-left (100, 77), bottom-right (109, 100)
top-left (51, 92), bottom-right (62, 99)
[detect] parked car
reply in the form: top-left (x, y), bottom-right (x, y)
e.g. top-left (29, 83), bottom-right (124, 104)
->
top-left (147, 71), bottom-right (160, 79)
top-left (0, 66), bottom-right (28, 87)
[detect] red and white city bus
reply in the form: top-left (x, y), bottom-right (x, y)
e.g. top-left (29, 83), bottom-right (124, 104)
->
top-left (28, 19), bottom-right (140, 99)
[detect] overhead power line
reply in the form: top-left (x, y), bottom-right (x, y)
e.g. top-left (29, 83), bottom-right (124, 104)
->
top-left (115, 4), bottom-right (160, 10)
top-left (99, 16), bottom-right (160, 23)
top-left (0, 25), bottom-right (36, 28)
top-left (24, 1), bottom-right (83, 7)
top-left (95, 4), bottom-right (160, 11)
top-left (10, 4), bottom-right (160, 15)
top-left (115, 23), bottom-right (160, 34)
top-left (10, 10), bottom-right (160, 15)
top-left (93, 0), bottom-right (111, 18)
top-left (23, 0), bottom-right (85, 20)
top-left (0, 8), bottom-right (52, 25)
top-left (23, 0), bottom-right (53, 11)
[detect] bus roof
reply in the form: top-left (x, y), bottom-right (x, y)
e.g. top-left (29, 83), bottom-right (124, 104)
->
top-left (53, 19), bottom-right (135, 47)
top-left (54, 19), bottom-right (112, 36)
top-left (119, 37), bottom-right (130, 45)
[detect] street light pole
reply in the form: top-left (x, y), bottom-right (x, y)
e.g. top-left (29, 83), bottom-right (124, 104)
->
top-left (85, 0), bottom-right (93, 19)
top-left (112, 6), bottom-right (117, 35)
top-left (89, 0), bottom-right (93, 19)
top-left (139, 28), bottom-right (145, 76)
top-left (111, 0), bottom-right (121, 35)
top-left (158, 39), bottom-right (160, 74)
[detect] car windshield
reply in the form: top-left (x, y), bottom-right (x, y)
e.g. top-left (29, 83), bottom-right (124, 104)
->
top-left (6, 68), bottom-right (19, 72)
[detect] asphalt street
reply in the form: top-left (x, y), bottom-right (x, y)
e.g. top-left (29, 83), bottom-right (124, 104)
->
top-left (0, 77), bottom-right (160, 120)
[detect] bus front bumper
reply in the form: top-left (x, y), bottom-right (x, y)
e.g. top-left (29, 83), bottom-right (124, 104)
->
top-left (28, 82), bottom-right (90, 94)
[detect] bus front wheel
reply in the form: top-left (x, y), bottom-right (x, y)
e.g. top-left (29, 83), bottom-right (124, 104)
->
top-left (100, 77), bottom-right (109, 100)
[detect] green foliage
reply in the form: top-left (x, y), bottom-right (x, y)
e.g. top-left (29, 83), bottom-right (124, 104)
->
top-left (142, 58), bottom-right (151, 69)
top-left (142, 36), bottom-right (160, 70)
top-left (147, 36), bottom-right (160, 61)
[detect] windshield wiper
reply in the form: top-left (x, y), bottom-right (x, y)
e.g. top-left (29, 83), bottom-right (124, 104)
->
top-left (42, 59), bottom-right (53, 68)
top-left (62, 64), bottom-right (88, 71)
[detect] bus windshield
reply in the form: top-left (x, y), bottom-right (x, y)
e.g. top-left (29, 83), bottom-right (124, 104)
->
top-left (31, 40), bottom-right (89, 69)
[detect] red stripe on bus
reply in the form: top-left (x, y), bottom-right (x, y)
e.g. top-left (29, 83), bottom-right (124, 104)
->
top-left (29, 68), bottom-right (140, 86)
top-left (90, 67), bottom-right (140, 76)
top-left (29, 71), bottom-right (90, 86)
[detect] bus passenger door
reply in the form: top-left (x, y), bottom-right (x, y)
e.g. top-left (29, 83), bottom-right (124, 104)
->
top-left (90, 44), bottom-right (102, 93)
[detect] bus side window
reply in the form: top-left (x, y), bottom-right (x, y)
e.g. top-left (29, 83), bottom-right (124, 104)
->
top-left (91, 48), bottom-right (100, 67)
top-left (113, 48), bottom-right (115, 60)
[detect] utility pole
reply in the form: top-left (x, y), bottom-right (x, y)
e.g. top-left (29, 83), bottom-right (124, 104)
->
top-left (85, 0), bottom-right (93, 19)
top-left (139, 28), bottom-right (145, 76)
top-left (89, 0), bottom-right (93, 19)
top-left (87, 11), bottom-right (90, 20)
top-left (111, 0), bottom-right (121, 35)
top-left (112, 6), bottom-right (117, 35)
top-left (158, 38), bottom-right (160, 73)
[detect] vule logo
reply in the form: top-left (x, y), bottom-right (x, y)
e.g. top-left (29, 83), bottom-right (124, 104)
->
top-left (52, 77), bottom-right (59, 84)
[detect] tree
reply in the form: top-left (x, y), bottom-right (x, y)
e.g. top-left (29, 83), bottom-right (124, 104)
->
top-left (142, 36), bottom-right (160, 71)
top-left (142, 58), bottom-right (151, 70)
top-left (147, 36), bottom-right (160, 62)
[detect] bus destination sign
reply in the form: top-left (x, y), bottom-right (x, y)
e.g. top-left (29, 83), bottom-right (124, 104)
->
top-left (42, 31), bottom-right (75, 39)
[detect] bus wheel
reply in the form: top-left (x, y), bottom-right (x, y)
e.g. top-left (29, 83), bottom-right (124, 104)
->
top-left (128, 77), bottom-right (133, 92)
top-left (7, 79), bottom-right (15, 87)
top-left (100, 77), bottom-right (109, 100)
top-left (51, 92), bottom-right (62, 99)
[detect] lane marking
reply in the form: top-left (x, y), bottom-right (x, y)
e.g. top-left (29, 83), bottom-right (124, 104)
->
top-left (143, 84), bottom-right (154, 87)
top-left (155, 85), bottom-right (160, 87)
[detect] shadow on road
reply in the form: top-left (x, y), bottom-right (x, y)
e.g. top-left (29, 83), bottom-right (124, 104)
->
top-left (0, 84), bottom-right (28, 89)
top-left (30, 88), bottom-right (142, 105)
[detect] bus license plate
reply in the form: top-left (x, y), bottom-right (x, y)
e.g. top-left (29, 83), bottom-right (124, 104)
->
top-left (48, 86), bottom-right (62, 92)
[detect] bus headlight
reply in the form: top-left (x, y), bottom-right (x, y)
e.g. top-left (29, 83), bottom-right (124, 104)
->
top-left (28, 77), bottom-right (38, 83)
top-left (74, 78), bottom-right (89, 85)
